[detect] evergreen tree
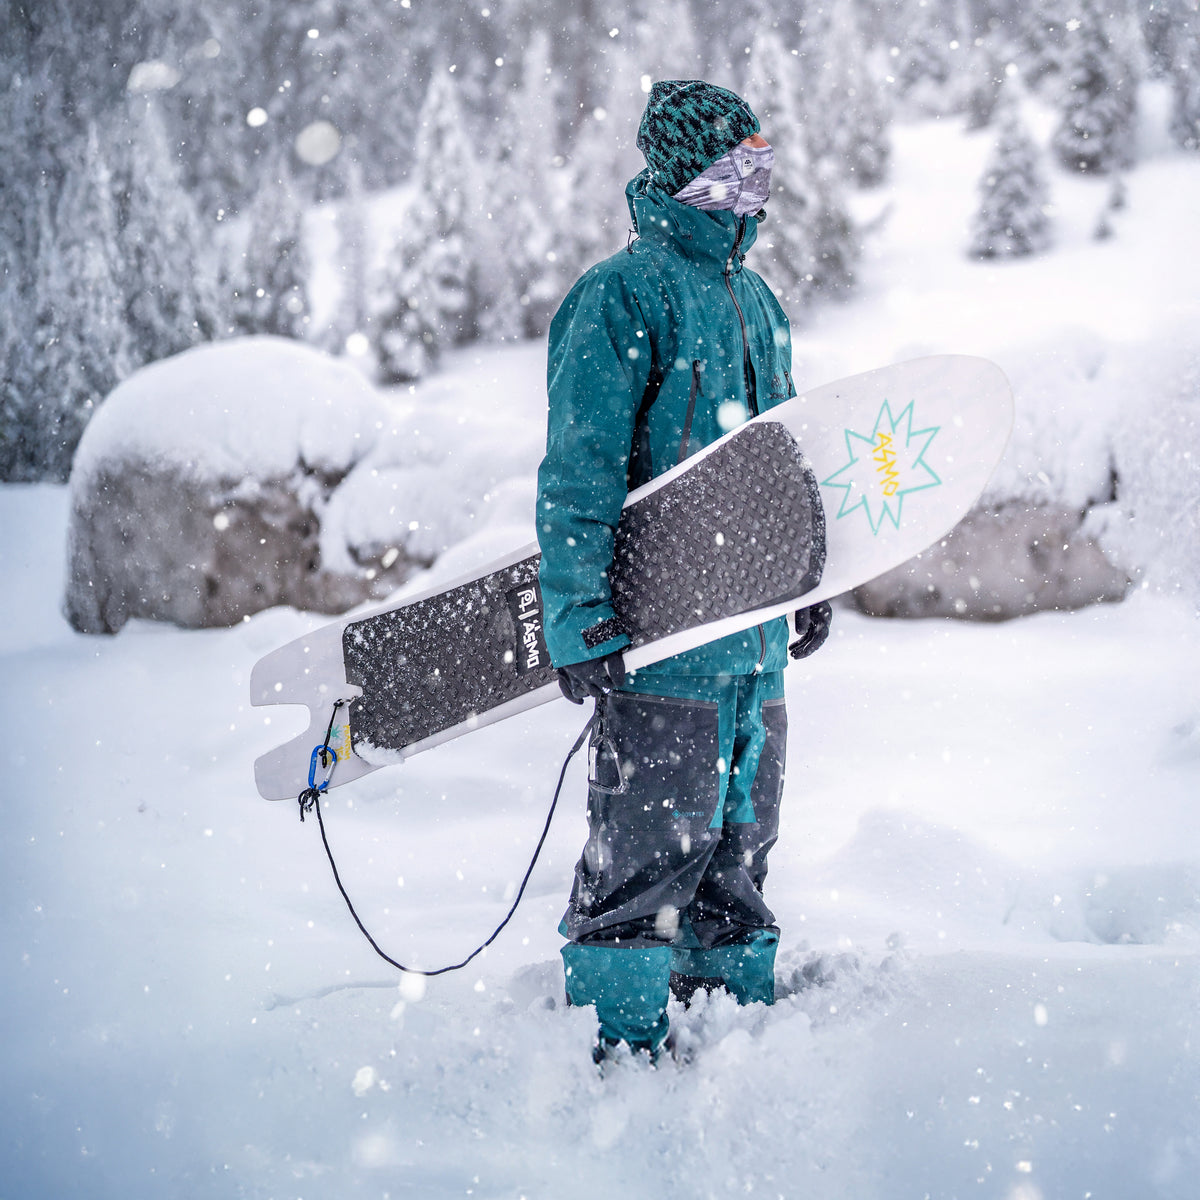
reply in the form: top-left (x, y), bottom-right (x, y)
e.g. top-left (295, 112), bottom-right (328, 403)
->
top-left (893, 0), bottom-right (966, 115)
top-left (801, 2), bottom-right (892, 187)
top-left (1051, 0), bottom-right (1140, 174)
top-left (559, 106), bottom-right (632, 282)
top-left (1166, 0), bottom-right (1200, 151)
top-left (2, 125), bottom-right (135, 481)
top-left (327, 156), bottom-right (373, 354)
top-left (370, 68), bottom-right (480, 383)
top-left (1015, 0), bottom-right (1073, 90)
top-left (631, 0), bottom-right (703, 87)
top-left (111, 97), bottom-right (225, 362)
top-left (745, 27), bottom-right (858, 314)
top-left (963, 36), bottom-right (1013, 132)
top-left (481, 29), bottom-right (567, 341)
top-left (225, 150), bottom-right (310, 340)
top-left (969, 93), bottom-right (1053, 259)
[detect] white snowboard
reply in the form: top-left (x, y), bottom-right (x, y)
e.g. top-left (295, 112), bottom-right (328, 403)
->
top-left (251, 355), bottom-right (1013, 800)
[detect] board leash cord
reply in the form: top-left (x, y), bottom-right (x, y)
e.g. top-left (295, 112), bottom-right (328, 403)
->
top-left (296, 702), bottom-right (598, 977)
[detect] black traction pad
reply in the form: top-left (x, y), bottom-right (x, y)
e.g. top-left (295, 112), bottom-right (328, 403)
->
top-left (343, 420), bottom-right (825, 755)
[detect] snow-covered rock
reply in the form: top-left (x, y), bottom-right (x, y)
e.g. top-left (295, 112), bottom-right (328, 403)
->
top-left (64, 338), bottom-right (407, 633)
top-left (64, 337), bottom-right (548, 634)
top-left (851, 499), bottom-right (1130, 620)
top-left (846, 328), bottom-right (1200, 619)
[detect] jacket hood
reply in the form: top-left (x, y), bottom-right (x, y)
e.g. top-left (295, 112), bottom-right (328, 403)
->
top-left (625, 168), bottom-right (759, 267)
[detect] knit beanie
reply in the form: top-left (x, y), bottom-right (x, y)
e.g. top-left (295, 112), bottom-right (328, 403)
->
top-left (636, 80), bottom-right (761, 196)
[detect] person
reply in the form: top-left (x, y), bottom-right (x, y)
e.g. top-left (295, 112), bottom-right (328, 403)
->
top-left (535, 79), bottom-right (831, 1063)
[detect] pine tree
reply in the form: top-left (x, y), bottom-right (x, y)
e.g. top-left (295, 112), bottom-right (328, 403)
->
top-left (800, 2), bottom-right (892, 187)
top-left (893, 0), bottom-right (966, 115)
top-left (631, 0), bottom-right (703, 88)
top-left (969, 94), bottom-right (1052, 259)
top-left (1051, 0), bottom-right (1140, 174)
top-left (1017, 0), bottom-right (1074, 89)
top-left (226, 150), bottom-right (310, 339)
top-left (326, 156), bottom-right (373, 354)
top-left (481, 29), bottom-right (567, 341)
top-left (36, 126), bottom-right (136, 479)
top-left (370, 68), bottom-right (480, 383)
top-left (745, 27), bottom-right (858, 313)
top-left (963, 36), bottom-right (1012, 132)
top-left (1166, 0), bottom-right (1200, 151)
top-left (559, 106), bottom-right (632, 282)
top-left (111, 97), bottom-right (225, 363)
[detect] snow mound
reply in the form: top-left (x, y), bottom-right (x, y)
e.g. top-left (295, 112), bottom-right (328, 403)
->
top-left (71, 335), bottom-right (388, 488)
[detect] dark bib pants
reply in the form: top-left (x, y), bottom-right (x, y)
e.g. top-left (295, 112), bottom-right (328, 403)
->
top-left (561, 670), bottom-right (785, 1049)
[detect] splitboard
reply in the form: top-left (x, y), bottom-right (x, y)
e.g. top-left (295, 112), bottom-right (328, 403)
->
top-left (252, 355), bottom-right (1013, 801)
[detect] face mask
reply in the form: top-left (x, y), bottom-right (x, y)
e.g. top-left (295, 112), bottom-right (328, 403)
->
top-left (672, 143), bottom-right (775, 215)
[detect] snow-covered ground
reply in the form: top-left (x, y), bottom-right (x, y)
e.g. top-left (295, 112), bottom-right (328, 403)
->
top-left (5, 104), bottom-right (1200, 1198)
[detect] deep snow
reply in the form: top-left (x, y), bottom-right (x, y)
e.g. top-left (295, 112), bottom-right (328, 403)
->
top-left (5, 103), bottom-right (1200, 1199)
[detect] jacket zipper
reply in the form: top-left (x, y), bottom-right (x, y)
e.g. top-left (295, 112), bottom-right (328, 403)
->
top-left (723, 215), bottom-right (758, 416)
top-left (677, 360), bottom-right (702, 464)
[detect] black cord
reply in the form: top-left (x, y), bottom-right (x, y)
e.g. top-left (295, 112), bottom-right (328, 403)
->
top-left (306, 711), bottom-right (598, 977)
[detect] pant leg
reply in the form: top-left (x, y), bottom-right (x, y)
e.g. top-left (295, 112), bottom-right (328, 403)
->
top-left (561, 685), bottom-right (728, 1045)
top-left (674, 671), bottom-right (787, 1004)
top-left (562, 688), bottom-right (725, 945)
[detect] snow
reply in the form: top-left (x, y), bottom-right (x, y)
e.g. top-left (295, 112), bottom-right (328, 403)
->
top-left (71, 336), bottom-right (389, 488)
top-left (6, 104), bottom-right (1200, 1198)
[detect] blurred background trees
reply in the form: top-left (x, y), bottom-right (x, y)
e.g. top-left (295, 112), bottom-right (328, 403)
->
top-left (3, 0), bottom-right (1199, 479)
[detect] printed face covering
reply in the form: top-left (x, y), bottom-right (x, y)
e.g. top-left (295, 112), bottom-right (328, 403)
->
top-left (671, 143), bottom-right (775, 215)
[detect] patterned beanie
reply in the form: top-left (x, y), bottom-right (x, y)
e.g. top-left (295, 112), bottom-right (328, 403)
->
top-left (636, 80), bottom-right (761, 196)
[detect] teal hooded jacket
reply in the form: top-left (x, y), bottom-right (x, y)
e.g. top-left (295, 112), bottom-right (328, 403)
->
top-left (536, 170), bottom-right (797, 678)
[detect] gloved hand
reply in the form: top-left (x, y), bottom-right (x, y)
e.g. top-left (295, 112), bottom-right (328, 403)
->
top-left (556, 650), bottom-right (627, 704)
top-left (789, 601), bottom-right (832, 660)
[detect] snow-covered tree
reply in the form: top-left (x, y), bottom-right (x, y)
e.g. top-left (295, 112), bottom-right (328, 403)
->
top-left (800, 3), bottom-right (892, 187)
top-left (1166, 0), bottom-right (1200, 151)
top-left (225, 151), bottom-right (310, 339)
top-left (1014, 0), bottom-right (1073, 90)
top-left (371, 69), bottom-right (481, 383)
top-left (893, 0), bottom-right (967, 115)
top-left (631, 0), bottom-right (703, 89)
top-left (969, 95), bottom-right (1053, 259)
top-left (558, 107), bottom-right (633, 281)
top-left (326, 156), bottom-right (373, 354)
top-left (745, 27), bottom-right (858, 313)
top-left (1051, 0), bottom-right (1140, 174)
top-left (2, 125), bottom-right (136, 481)
top-left (481, 30), bottom-right (568, 341)
top-left (963, 36), bottom-right (1013, 132)
top-left (111, 97), bottom-right (225, 363)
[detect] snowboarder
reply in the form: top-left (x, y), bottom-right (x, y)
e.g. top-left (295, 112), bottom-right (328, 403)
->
top-left (536, 79), bottom-right (831, 1063)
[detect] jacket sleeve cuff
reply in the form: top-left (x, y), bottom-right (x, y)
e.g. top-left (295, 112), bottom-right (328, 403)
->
top-left (547, 605), bottom-right (632, 667)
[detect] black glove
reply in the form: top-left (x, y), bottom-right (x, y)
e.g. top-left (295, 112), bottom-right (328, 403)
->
top-left (789, 601), bottom-right (832, 660)
top-left (556, 650), bottom-right (627, 704)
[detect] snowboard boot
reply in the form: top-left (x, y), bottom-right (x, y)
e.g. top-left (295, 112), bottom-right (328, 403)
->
top-left (669, 972), bottom-right (728, 1007)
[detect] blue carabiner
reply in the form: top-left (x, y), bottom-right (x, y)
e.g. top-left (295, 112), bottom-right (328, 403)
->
top-left (307, 743), bottom-right (339, 793)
